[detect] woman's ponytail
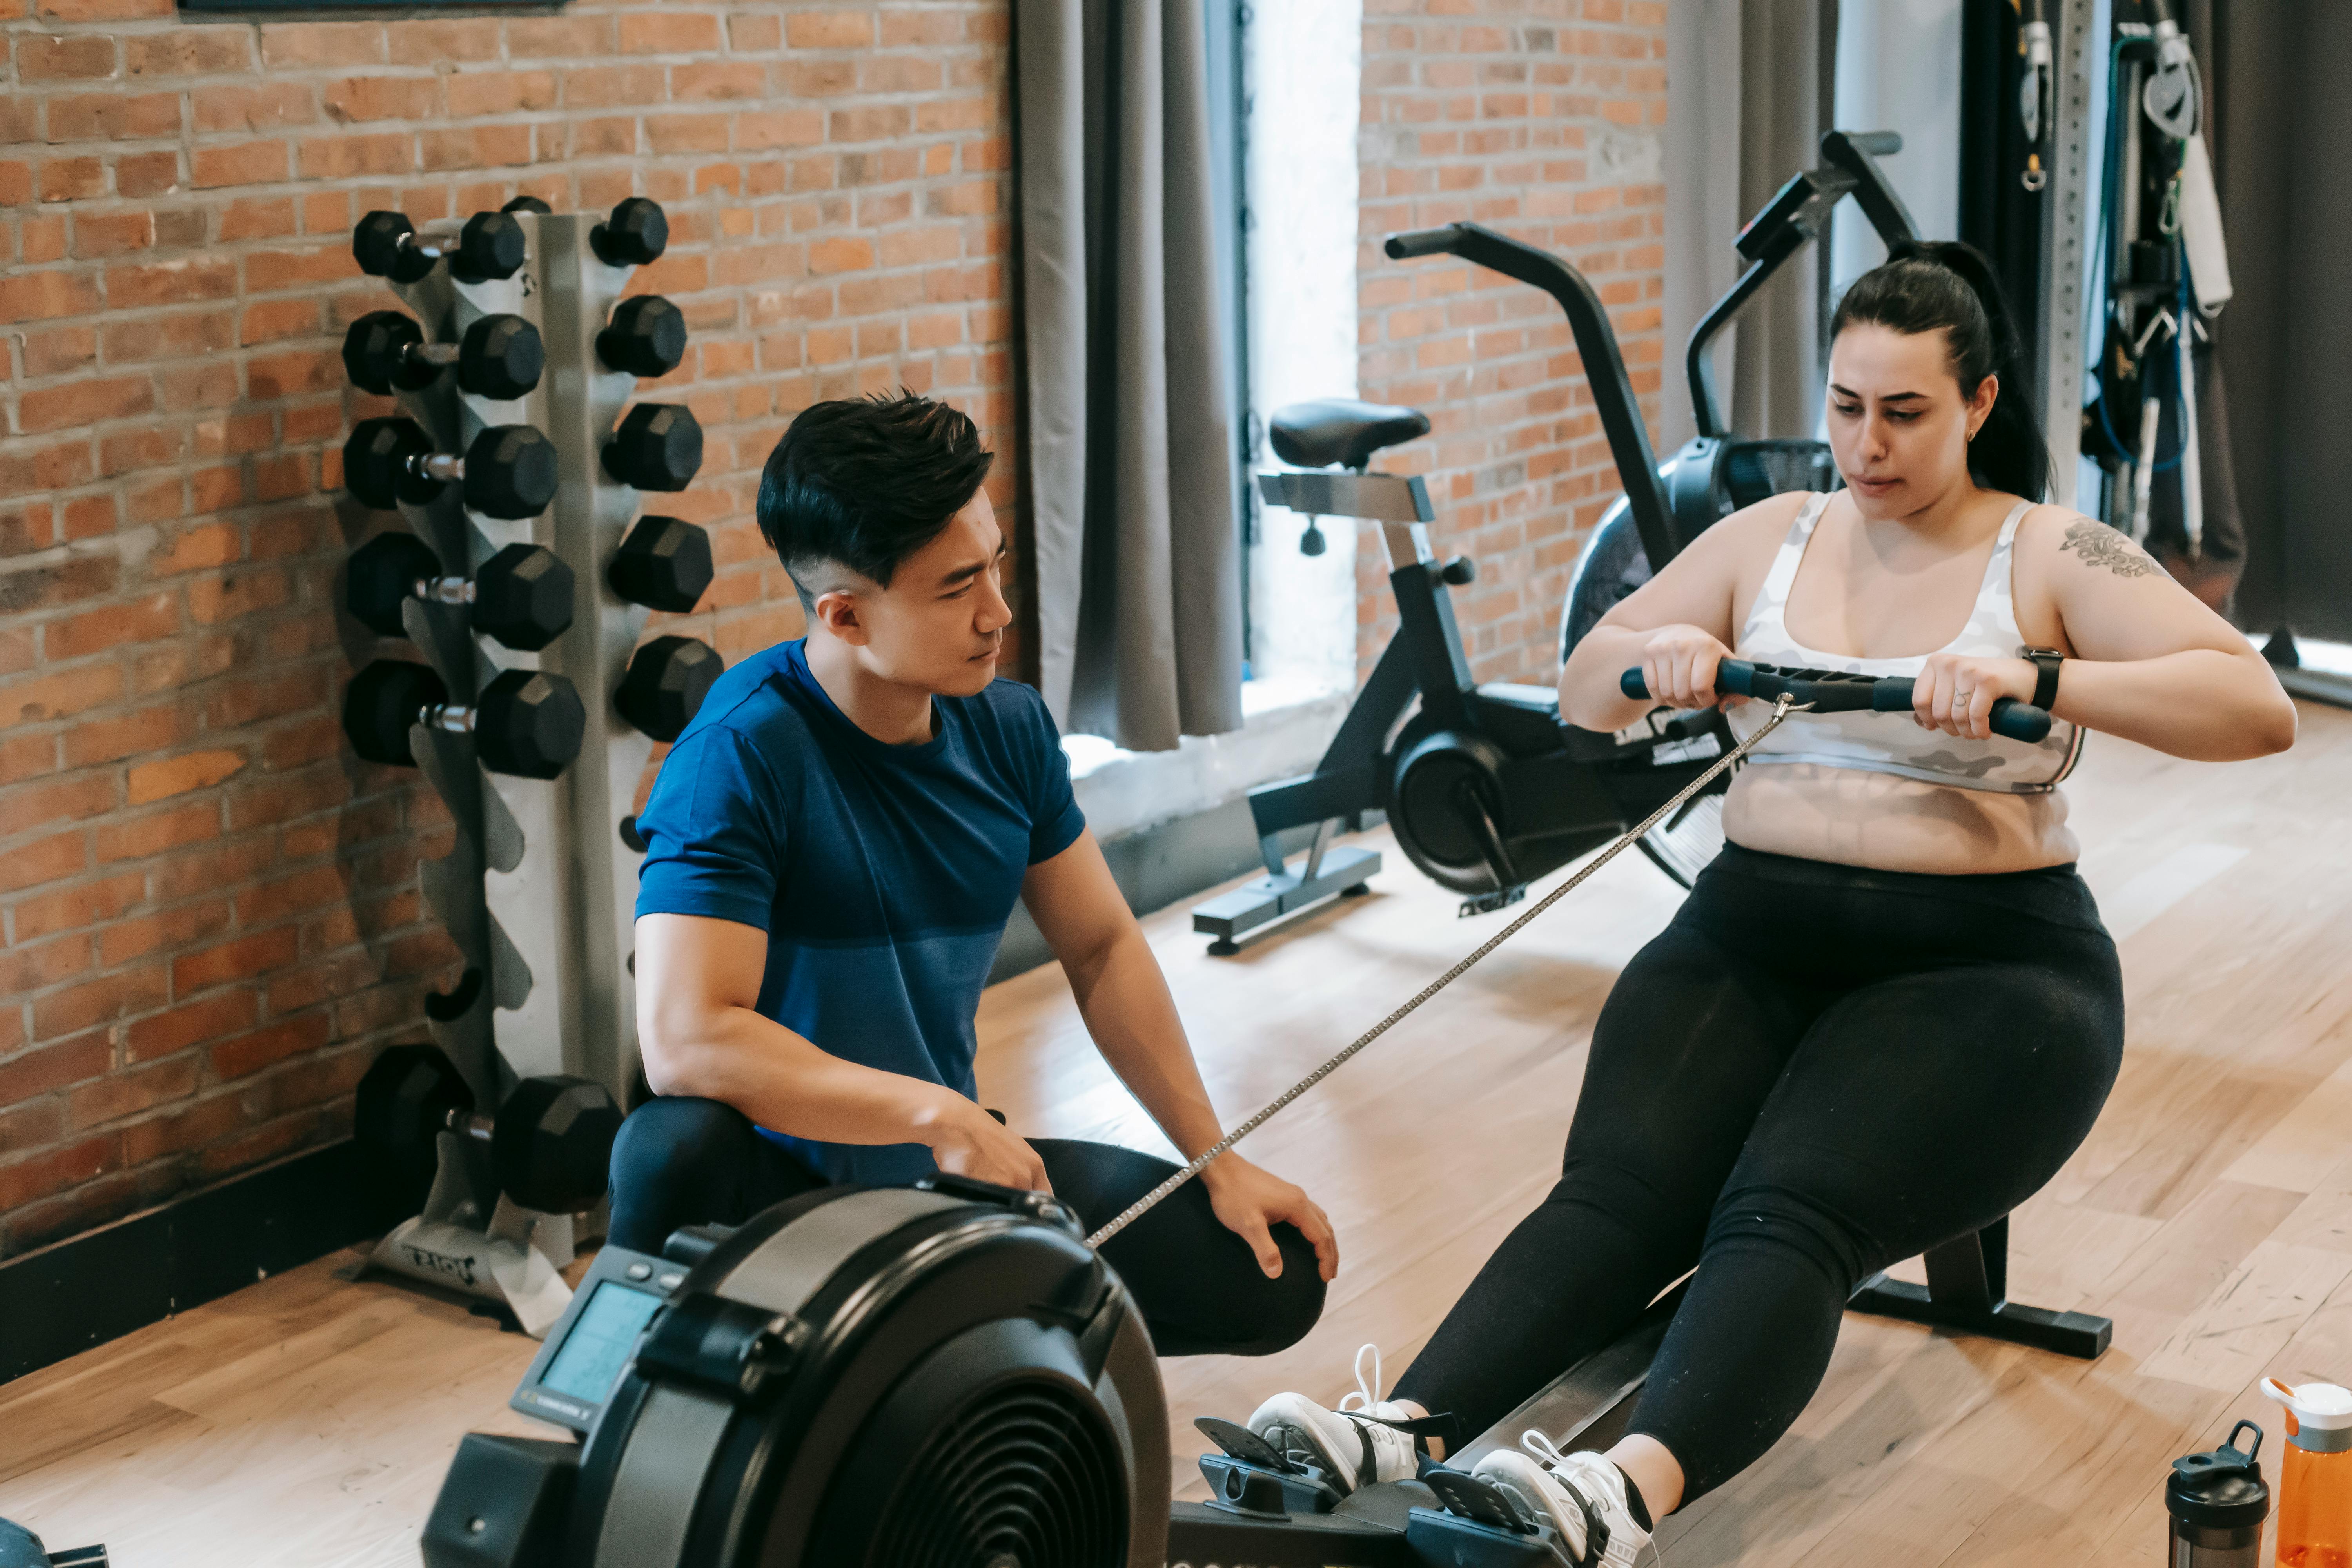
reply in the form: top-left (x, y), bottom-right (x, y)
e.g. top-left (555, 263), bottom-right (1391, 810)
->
top-left (1830, 240), bottom-right (2054, 501)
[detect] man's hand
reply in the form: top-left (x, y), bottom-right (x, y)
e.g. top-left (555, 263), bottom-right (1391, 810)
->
top-left (1200, 1154), bottom-right (1338, 1282)
top-left (919, 1094), bottom-right (1052, 1192)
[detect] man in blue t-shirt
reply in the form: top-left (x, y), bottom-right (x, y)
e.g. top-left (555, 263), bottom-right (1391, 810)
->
top-left (609, 391), bottom-right (1332, 1356)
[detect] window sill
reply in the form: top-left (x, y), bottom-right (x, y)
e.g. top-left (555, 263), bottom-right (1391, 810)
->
top-left (1060, 677), bottom-right (1355, 842)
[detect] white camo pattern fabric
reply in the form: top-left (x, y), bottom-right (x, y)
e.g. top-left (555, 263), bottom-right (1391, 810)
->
top-left (1723, 492), bottom-right (2084, 794)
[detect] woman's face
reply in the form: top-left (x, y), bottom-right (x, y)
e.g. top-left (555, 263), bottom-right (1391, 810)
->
top-left (1824, 322), bottom-right (1998, 515)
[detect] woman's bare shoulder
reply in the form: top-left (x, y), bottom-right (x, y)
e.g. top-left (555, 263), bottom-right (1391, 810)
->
top-left (2012, 501), bottom-right (2160, 579)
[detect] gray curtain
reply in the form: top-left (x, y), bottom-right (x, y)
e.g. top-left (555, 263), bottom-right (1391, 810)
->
top-left (1730, 0), bottom-right (1838, 443)
top-left (1661, 0), bottom-right (1746, 452)
top-left (1016, 0), bottom-right (1243, 751)
top-left (2208, 0), bottom-right (2352, 640)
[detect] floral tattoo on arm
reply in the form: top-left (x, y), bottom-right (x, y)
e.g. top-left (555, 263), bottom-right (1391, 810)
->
top-left (2060, 520), bottom-right (2158, 579)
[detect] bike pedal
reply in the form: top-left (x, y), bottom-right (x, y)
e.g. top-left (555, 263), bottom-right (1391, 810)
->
top-left (1458, 885), bottom-right (1528, 918)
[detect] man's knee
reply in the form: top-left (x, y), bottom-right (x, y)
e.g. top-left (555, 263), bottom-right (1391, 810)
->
top-left (607, 1096), bottom-right (756, 1250)
top-left (611, 1095), bottom-right (753, 1187)
top-left (1202, 1222), bottom-right (1326, 1356)
top-left (1253, 1223), bottom-right (1328, 1354)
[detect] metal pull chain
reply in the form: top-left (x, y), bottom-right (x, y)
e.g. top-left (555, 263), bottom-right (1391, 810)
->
top-left (1085, 695), bottom-right (1799, 1249)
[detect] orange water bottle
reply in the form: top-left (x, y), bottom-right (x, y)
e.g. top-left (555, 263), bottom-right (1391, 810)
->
top-left (2264, 1378), bottom-right (2352, 1568)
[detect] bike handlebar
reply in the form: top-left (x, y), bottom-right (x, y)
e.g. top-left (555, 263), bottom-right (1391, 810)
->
top-left (1383, 227), bottom-right (1461, 260)
top-left (1619, 659), bottom-right (2054, 744)
top-left (1380, 221), bottom-right (1679, 570)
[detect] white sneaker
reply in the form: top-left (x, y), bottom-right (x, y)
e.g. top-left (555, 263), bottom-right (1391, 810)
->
top-left (1470, 1432), bottom-right (1651, 1567)
top-left (1247, 1344), bottom-right (1424, 1494)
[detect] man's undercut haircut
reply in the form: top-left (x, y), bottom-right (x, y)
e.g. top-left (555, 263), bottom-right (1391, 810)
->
top-left (757, 391), bottom-right (995, 612)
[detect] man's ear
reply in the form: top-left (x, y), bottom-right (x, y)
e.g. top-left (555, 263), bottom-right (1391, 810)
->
top-left (811, 587), bottom-right (868, 646)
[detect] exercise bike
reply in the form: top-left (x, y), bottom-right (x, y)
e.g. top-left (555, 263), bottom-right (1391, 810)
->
top-left (1191, 226), bottom-right (1736, 953)
top-left (1559, 128), bottom-right (1918, 664)
top-left (1194, 134), bottom-right (1918, 952)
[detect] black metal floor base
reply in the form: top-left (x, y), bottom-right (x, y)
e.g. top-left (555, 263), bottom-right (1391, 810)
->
top-left (1193, 845), bottom-right (1381, 954)
top-left (1846, 1216), bottom-right (2111, 1360)
top-left (2278, 663), bottom-right (2352, 712)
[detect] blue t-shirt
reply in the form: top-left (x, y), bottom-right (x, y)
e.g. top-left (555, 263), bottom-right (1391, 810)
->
top-left (633, 639), bottom-right (1086, 1185)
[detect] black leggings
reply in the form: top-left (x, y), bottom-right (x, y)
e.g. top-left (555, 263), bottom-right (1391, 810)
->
top-left (607, 1096), bottom-right (1325, 1357)
top-left (1393, 845), bottom-right (2124, 1502)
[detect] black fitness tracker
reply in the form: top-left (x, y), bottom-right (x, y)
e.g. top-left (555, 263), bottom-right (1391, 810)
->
top-left (2021, 647), bottom-right (2063, 712)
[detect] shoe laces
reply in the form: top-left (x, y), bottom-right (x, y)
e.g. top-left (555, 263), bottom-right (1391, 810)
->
top-left (1338, 1343), bottom-right (1387, 1415)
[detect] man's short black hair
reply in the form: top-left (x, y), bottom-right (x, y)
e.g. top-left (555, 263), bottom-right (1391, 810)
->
top-left (757, 391), bottom-right (995, 612)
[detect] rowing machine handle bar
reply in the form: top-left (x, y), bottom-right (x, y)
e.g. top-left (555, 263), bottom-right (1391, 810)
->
top-left (1385, 225), bottom-right (1465, 259)
top-left (1620, 659), bottom-right (2053, 742)
top-left (1844, 130), bottom-right (1902, 156)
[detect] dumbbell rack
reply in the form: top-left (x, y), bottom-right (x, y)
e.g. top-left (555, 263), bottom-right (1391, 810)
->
top-left (350, 207), bottom-right (699, 1334)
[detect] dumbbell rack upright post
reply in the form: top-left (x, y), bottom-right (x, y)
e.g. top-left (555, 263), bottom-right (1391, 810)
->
top-left (515, 213), bottom-right (658, 1105)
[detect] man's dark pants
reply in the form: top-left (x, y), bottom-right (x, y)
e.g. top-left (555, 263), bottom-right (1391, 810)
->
top-left (609, 1096), bottom-right (1325, 1356)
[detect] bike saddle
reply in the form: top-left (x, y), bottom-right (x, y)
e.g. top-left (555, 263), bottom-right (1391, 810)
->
top-left (1270, 399), bottom-right (1431, 470)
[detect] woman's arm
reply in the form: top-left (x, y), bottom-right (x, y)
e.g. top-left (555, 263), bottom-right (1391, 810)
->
top-left (2034, 515), bottom-right (2294, 760)
top-left (1558, 495), bottom-right (1798, 730)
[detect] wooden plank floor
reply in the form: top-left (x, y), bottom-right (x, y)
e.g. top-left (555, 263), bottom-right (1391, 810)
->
top-left (3, 706), bottom-right (2347, 1566)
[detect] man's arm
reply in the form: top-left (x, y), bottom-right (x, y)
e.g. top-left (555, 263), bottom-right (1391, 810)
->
top-left (635, 911), bottom-right (1049, 1189)
top-left (1021, 832), bottom-right (1337, 1280)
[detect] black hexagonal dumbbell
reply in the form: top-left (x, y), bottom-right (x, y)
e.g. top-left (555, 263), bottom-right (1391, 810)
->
top-left (344, 416), bottom-right (558, 521)
top-left (501, 194), bottom-right (554, 215)
top-left (343, 658), bottom-right (584, 780)
top-left (342, 310), bottom-right (546, 402)
top-left (602, 404), bottom-right (702, 492)
top-left (597, 295), bottom-right (688, 380)
top-left (355, 1042), bottom-right (622, 1216)
top-left (348, 532), bottom-right (575, 652)
top-left (608, 515), bottom-right (713, 613)
top-left (616, 635), bottom-right (722, 742)
top-left (590, 196), bottom-right (669, 268)
top-left (353, 210), bottom-right (527, 286)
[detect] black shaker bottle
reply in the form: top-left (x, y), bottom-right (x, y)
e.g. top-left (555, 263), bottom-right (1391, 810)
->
top-left (2168, 1421), bottom-right (2270, 1568)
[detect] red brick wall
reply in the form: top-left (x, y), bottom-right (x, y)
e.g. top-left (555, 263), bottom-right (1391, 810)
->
top-left (0, 0), bottom-right (1014, 1258)
top-left (1357, 0), bottom-right (1668, 681)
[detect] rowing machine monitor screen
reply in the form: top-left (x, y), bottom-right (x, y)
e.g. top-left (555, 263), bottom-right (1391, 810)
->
top-left (509, 1245), bottom-right (679, 1432)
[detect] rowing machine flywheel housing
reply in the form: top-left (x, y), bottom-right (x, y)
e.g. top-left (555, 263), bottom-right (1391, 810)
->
top-left (428, 1181), bottom-right (1169, 1568)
